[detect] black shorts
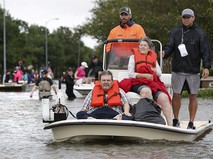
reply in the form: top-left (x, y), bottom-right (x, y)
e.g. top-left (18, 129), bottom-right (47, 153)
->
top-left (130, 84), bottom-right (162, 101)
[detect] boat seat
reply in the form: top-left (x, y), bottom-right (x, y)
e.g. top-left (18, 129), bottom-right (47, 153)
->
top-left (108, 69), bottom-right (125, 81)
top-left (117, 71), bottom-right (129, 82)
top-left (126, 92), bottom-right (141, 104)
top-left (160, 74), bottom-right (173, 96)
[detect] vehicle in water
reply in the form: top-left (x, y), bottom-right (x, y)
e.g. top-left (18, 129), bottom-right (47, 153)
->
top-left (43, 39), bottom-right (213, 142)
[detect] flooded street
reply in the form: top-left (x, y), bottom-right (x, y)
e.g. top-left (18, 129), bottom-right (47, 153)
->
top-left (0, 85), bottom-right (213, 159)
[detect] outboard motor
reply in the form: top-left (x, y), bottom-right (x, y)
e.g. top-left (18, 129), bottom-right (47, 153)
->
top-left (55, 79), bottom-right (65, 105)
top-left (42, 96), bottom-right (54, 122)
top-left (42, 80), bottom-right (68, 123)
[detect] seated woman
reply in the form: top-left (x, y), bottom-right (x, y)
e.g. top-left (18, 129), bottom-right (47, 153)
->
top-left (120, 36), bottom-right (172, 126)
top-left (74, 62), bottom-right (90, 85)
top-left (13, 66), bottom-right (22, 82)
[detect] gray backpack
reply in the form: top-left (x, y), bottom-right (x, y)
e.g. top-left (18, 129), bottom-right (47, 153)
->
top-left (132, 98), bottom-right (166, 125)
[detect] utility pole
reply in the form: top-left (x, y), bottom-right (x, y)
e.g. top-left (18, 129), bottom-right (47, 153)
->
top-left (45, 18), bottom-right (59, 69)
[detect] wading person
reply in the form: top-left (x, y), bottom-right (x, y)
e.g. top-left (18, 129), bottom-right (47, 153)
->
top-left (30, 70), bottom-right (57, 100)
top-left (65, 69), bottom-right (76, 100)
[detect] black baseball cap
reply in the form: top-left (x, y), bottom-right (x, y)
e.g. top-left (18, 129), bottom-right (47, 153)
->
top-left (42, 70), bottom-right (48, 74)
top-left (120, 7), bottom-right (131, 15)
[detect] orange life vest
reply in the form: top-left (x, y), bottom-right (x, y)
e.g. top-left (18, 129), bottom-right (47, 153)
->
top-left (91, 80), bottom-right (121, 107)
top-left (132, 48), bottom-right (157, 71)
top-left (106, 23), bottom-right (146, 54)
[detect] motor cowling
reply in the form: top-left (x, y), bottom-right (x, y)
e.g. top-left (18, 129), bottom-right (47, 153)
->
top-left (42, 98), bottom-right (54, 122)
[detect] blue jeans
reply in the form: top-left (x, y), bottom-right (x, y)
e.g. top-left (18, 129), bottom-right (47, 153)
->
top-left (76, 106), bottom-right (132, 120)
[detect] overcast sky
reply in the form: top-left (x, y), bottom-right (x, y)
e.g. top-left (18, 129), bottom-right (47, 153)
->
top-left (1, 0), bottom-right (97, 48)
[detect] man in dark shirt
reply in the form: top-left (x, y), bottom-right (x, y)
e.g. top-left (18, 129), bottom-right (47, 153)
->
top-left (65, 69), bottom-right (76, 100)
top-left (30, 70), bottom-right (57, 99)
top-left (87, 55), bottom-right (103, 81)
top-left (4, 70), bottom-right (11, 83)
top-left (161, 8), bottom-right (212, 129)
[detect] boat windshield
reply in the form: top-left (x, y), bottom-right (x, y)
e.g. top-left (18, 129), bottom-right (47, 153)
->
top-left (105, 40), bottom-right (139, 70)
top-left (103, 39), bottom-right (162, 70)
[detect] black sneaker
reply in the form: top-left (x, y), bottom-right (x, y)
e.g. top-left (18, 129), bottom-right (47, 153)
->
top-left (187, 122), bottom-right (196, 129)
top-left (173, 119), bottom-right (180, 127)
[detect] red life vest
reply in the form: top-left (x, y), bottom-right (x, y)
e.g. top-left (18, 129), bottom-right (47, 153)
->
top-left (132, 48), bottom-right (157, 71)
top-left (91, 80), bottom-right (121, 107)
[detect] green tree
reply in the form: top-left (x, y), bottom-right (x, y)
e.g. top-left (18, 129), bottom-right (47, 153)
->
top-left (0, 6), bottom-right (94, 79)
top-left (83, 0), bottom-right (213, 72)
top-left (50, 26), bottom-right (94, 77)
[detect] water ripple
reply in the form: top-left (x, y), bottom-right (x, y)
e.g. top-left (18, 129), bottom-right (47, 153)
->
top-left (0, 91), bottom-right (213, 159)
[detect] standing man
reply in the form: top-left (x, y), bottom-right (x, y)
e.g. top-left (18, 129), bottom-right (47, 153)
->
top-left (106, 6), bottom-right (146, 60)
top-left (4, 70), bottom-right (11, 83)
top-left (65, 69), bottom-right (76, 100)
top-left (30, 70), bottom-right (57, 100)
top-left (162, 8), bottom-right (212, 129)
top-left (107, 6), bottom-right (146, 48)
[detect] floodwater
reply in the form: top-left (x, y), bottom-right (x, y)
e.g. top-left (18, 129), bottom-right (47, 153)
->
top-left (0, 84), bottom-right (213, 159)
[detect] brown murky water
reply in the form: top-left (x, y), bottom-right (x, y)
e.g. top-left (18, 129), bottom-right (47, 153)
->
top-left (0, 85), bottom-right (213, 159)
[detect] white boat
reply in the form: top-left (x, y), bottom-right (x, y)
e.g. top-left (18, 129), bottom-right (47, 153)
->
top-left (73, 39), bottom-right (172, 99)
top-left (73, 83), bottom-right (94, 96)
top-left (44, 119), bottom-right (213, 142)
top-left (42, 93), bottom-right (213, 142)
top-left (43, 39), bottom-right (213, 142)
top-left (0, 82), bottom-right (34, 92)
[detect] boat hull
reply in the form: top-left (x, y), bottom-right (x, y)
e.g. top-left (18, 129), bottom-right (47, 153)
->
top-left (44, 119), bottom-right (213, 142)
top-left (0, 83), bottom-right (34, 92)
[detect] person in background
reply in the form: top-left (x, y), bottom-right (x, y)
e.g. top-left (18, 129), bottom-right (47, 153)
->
top-left (161, 8), bottom-right (212, 129)
top-left (4, 70), bottom-right (11, 83)
top-left (27, 71), bottom-right (32, 84)
top-left (65, 69), bottom-right (76, 100)
top-left (87, 55), bottom-right (103, 81)
top-left (30, 70), bottom-right (57, 100)
top-left (13, 66), bottom-right (22, 83)
top-left (47, 67), bottom-right (54, 79)
top-left (120, 36), bottom-right (172, 126)
top-left (76, 70), bottom-right (132, 120)
top-left (34, 70), bottom-right (39, 82)
top-left (21, 71), bottom-right (28, 83)
top-left (60, 72), bottom-right (66, 83)
top-left (18, 60), bottom-right (25, 73)
top-left (28, 69), bottom-right (35, 83)
top-left (74, 61), bottom-right (90, 85)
